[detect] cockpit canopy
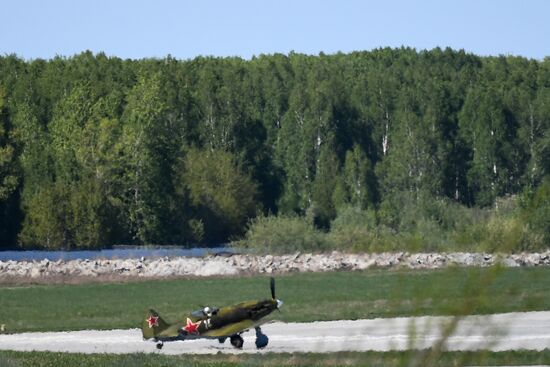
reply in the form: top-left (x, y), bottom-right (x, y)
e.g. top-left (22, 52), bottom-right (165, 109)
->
top-left (191, 306), bottom-right (219, 319)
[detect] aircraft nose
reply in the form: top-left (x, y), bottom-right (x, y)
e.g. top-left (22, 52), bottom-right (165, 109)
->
top-left (276, 299), bottom-right (283, 309)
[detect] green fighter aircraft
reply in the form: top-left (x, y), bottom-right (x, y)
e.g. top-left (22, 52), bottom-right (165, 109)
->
top-left (141, 277), bottom-right (283, 350)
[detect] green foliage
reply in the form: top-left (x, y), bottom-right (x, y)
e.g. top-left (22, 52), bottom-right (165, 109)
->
top-left (328, 206), bottom-right (378, 251)
top-left (481, 215), bottom-right (524, 252)
top-left (238, 214), bottom-right (327, 253)
top-left (376, 191), bottom-right (446, 251)
top-left (19, 183), bottom-right (68, 249)
top-left (299, 191), bottom-right (546, 254)
top-left (120, 73), bottom-right (173, 243)
top-left (518, 176), bottom-right (550, 250)
top-left (0, 50), bottom-right (549, 249)
top-left (66, 179), bottom-right (112, 249)
top-left (1, 350), bottom-right (549, 367)
top-left (332, 144), bottom-right (378, 213)
top-left (0, 86), bottom-right (18, 202)
top-left (180, 148), bottom-right (261, 243)
top-left (17, 85), bottom-right (121, 249)
top-left (0, 86), bottom-right (21, 248)
top-left (311, 145), bottom-right (339, 228)
top-left (19, 180), bottom-right (111, 249)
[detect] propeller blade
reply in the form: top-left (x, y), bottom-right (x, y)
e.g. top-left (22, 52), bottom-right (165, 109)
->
top-left (270, 277), bottom-right (275, 299)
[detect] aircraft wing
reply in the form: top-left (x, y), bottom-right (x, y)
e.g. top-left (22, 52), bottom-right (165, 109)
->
top-left (152, 318), bottom-right (270, 339)
top-left (202, 318), bottom-right (268, 338)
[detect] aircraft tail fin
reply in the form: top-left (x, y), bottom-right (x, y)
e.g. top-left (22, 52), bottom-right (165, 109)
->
top-left (142, 309), bottom-right (170, 340)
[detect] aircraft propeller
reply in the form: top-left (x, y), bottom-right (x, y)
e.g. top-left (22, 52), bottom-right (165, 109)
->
top-left (270, 277), bottom-right (283, 309)
top-left (270, 277), bottom-right (276, 299)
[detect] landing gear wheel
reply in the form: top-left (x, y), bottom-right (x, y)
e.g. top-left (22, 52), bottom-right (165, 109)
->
top-left (230, 334), bottom-right (244, 349)
top-left (156, 342), bottom-right (163, 350)
top-left (255, 326), bottom-right (269, 349)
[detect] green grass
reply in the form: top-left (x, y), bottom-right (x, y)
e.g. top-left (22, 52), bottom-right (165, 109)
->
top-left (1, 350), bottom-right (549, 367)
top-left (0, 267), bottom-right (549, 333)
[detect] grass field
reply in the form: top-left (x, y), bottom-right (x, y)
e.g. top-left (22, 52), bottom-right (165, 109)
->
top-left (0, 350), bottom-right (549, 367)
top-left (1, 267), bottom-right (549, 333)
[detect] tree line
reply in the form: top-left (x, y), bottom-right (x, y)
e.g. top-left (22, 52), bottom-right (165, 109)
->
top-left (0, 48), bottom-right (548, 250)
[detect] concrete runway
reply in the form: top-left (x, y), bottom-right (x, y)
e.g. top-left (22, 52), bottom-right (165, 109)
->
top-left (0, 311), bottom-right (549, 354)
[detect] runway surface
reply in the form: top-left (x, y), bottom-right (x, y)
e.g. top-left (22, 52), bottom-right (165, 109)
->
top-left (0, 311), bottom-right (549, 354)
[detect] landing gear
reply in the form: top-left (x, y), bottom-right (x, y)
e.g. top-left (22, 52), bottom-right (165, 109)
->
top-left (156, 342), bottom-right (164, 350)
top-left (255, 326), bottom-right (269, 349)
top-left (230, 334), bottom-right (244, 349)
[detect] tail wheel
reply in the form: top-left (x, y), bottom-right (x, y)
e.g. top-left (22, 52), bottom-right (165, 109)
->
top-left (230, 334), bottom-right (244, 349)
top-left (156, 342), bottom-right (163, 350)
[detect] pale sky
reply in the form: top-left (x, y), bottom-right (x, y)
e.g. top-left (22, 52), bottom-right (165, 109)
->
top-left (1, 0), bottom-right (549, 60)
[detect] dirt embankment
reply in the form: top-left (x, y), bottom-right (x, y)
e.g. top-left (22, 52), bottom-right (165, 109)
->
top-left (1, 251), bottom-right (549, 284)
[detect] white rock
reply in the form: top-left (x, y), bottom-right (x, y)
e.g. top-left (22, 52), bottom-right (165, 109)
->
top-left (30, 267), bottom-right (41, 278)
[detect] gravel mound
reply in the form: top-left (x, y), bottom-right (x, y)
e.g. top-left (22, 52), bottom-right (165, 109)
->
top-left (1, 251), bottom-right (549, 282)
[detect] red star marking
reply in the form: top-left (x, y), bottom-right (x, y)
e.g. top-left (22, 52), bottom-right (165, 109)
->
top-left (183, 318), bottom-right (201, 334)
top-left (146, 315), bottom-right (159, 328)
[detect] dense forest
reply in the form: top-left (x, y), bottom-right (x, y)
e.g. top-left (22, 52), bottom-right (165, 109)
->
top-left (0, 48), bottom-right (548, 251)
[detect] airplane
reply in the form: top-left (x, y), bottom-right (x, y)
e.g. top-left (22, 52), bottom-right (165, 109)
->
top-left (141, 277), bottom-right (283, 350)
